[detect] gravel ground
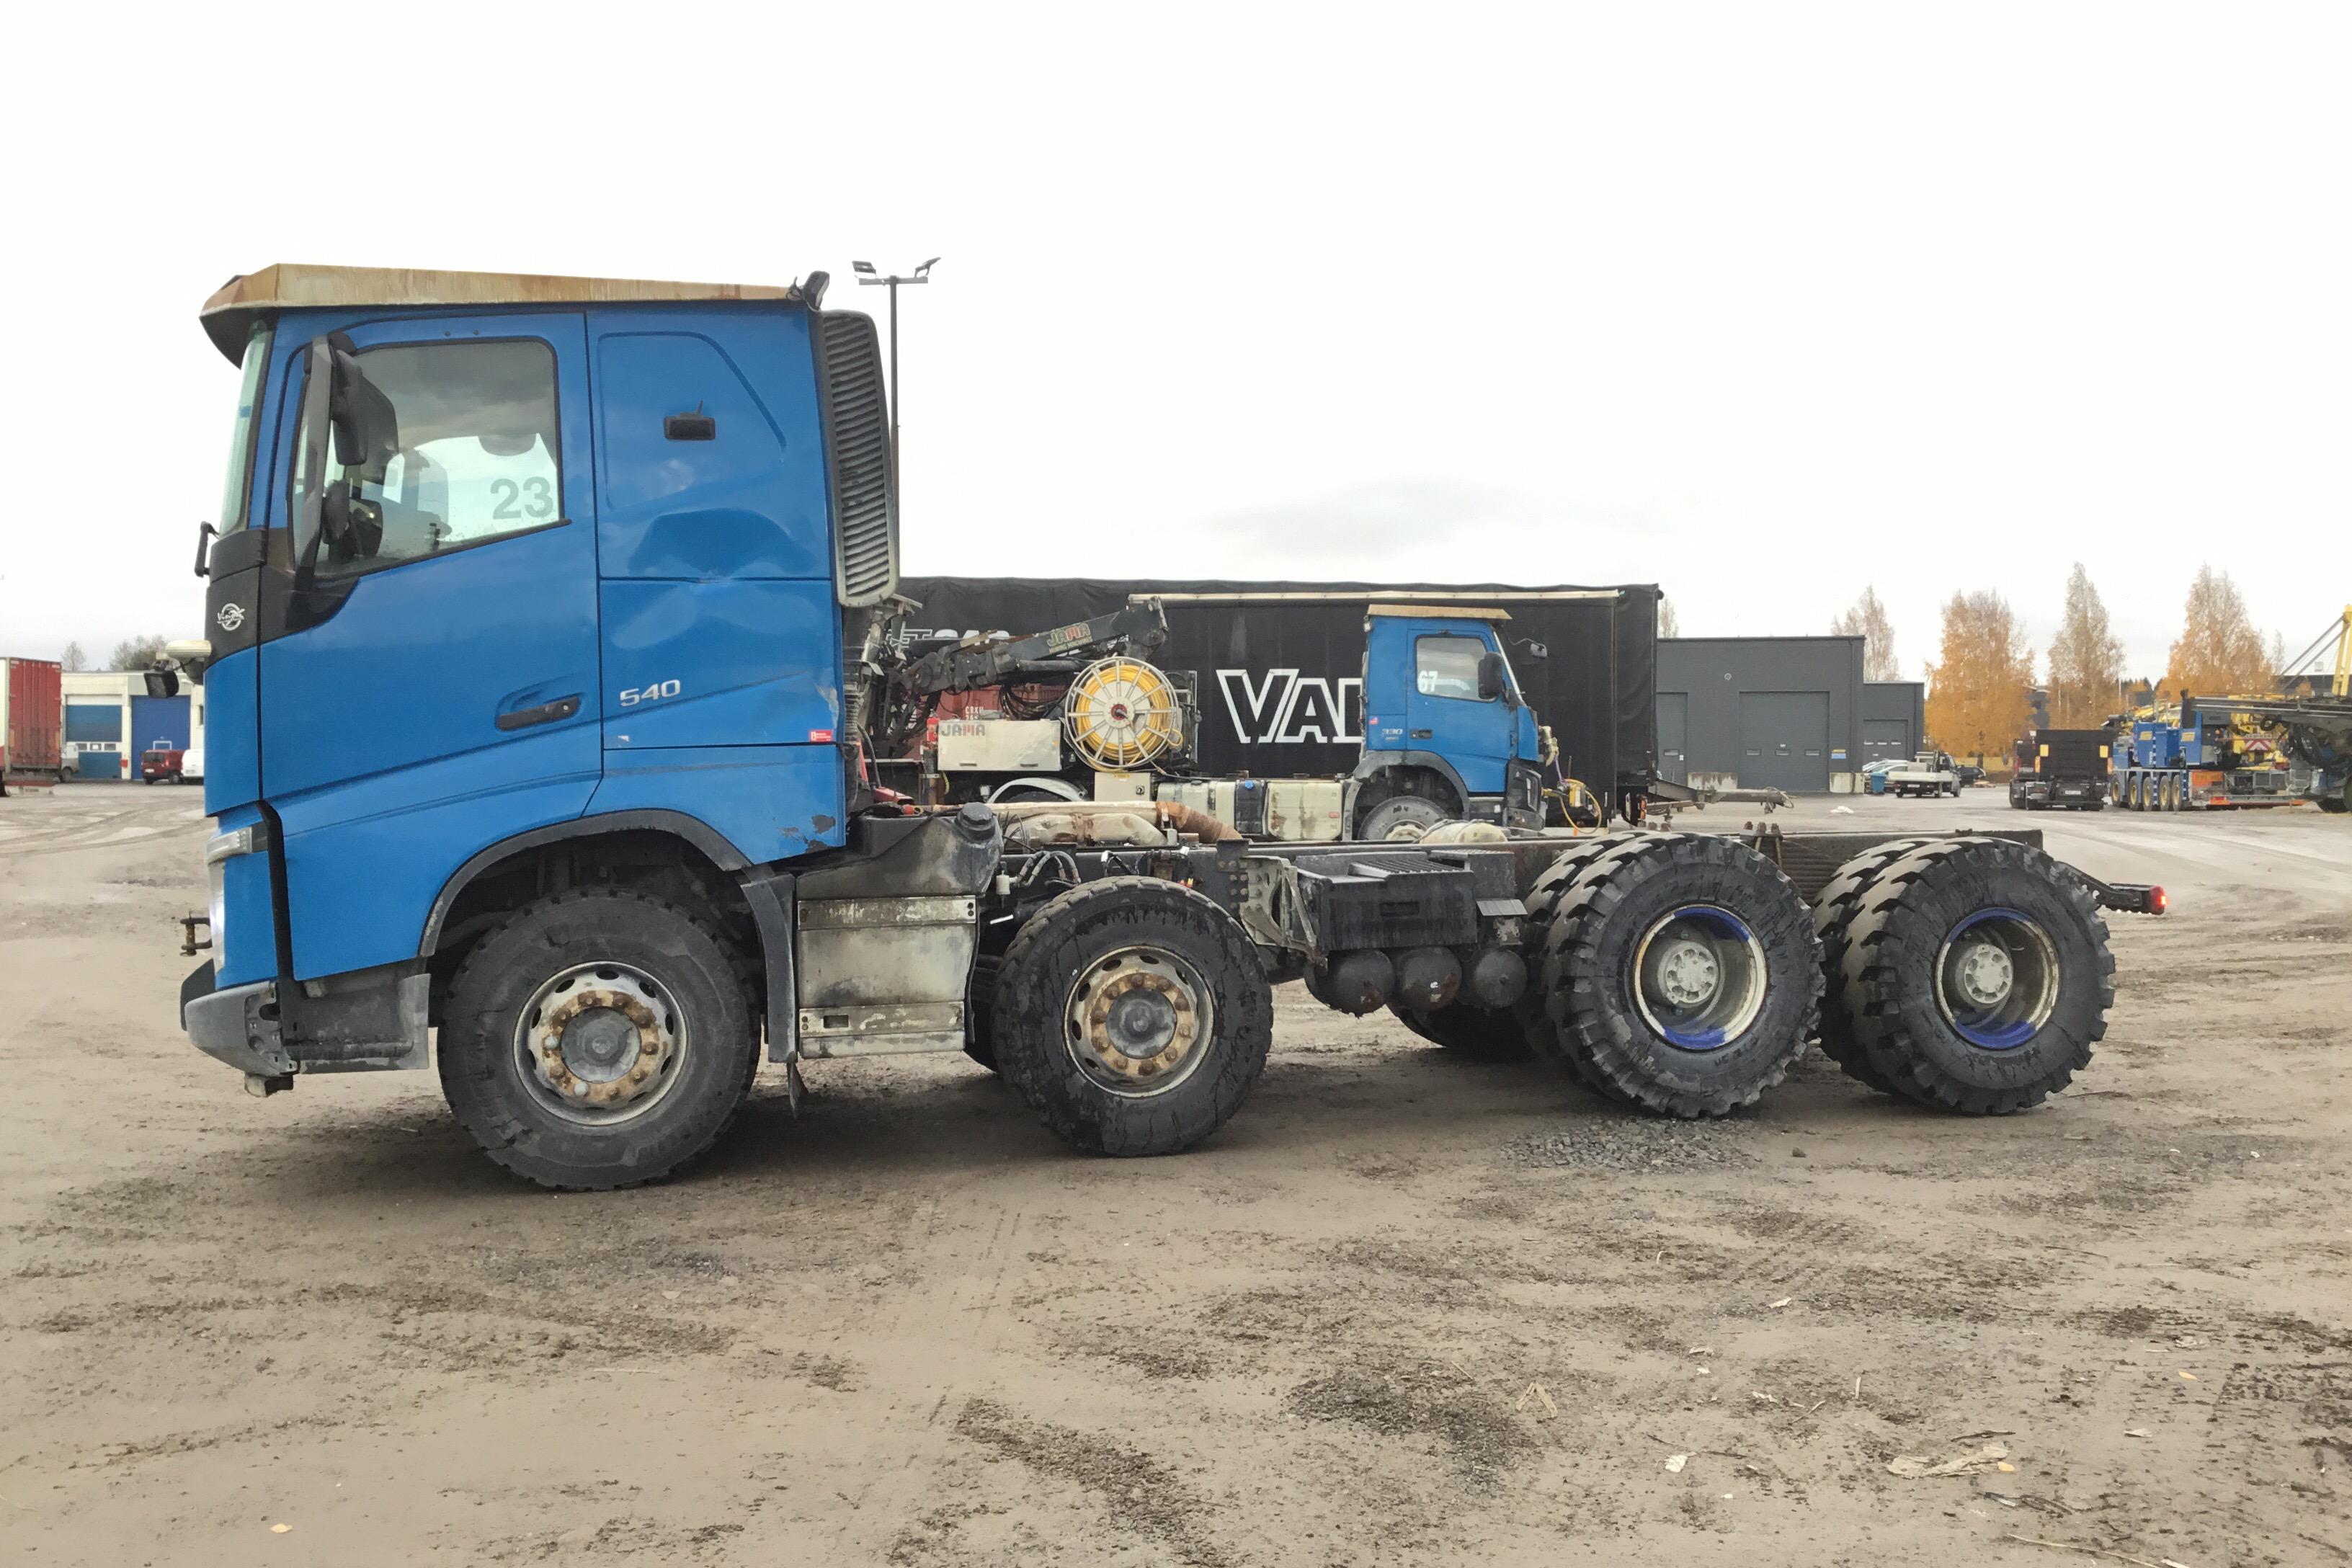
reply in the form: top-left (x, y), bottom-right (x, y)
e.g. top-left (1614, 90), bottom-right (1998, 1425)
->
top-left (2, 785), bottom-right (2348, 1567)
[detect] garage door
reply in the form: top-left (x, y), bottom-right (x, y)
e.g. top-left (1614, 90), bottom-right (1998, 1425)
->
top-left (1656, 692), bottom-right (1688, 785)
top-left (130, 695), bottom-right (190, 754)
top-left (1738, 691), bottom-right (1831, 793)
top-left (65, 703), bottom-right (121, 744)
top-left (1862, 718), bottom-right (1910, 765)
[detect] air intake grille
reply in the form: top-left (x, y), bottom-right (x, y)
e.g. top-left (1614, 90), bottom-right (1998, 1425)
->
top-left (814, 311), bottom-right (899, 607)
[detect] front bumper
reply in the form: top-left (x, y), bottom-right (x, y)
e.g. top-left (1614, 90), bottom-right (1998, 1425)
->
top-left (181, 962), bottom-right (295, 1077)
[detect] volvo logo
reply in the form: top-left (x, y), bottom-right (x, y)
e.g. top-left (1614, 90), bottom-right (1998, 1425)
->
top-left (216, 602), bottom-right (247, 632)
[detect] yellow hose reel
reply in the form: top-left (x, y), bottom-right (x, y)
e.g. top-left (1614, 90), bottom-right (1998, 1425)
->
top-left (1064, 657), bottom-right (1185, 770)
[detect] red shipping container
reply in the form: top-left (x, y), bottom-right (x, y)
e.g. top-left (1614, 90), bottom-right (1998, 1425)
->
top-left (1, 657), bottom-right (65, 783)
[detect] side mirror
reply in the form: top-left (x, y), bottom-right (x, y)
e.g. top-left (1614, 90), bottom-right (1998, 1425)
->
top-left (328, 344), bottom-right (398, 474)
top-left (143, 668), bottom-right (179, 698)
top-left (1477, 651), bottom-right (1508, 701)
top-left (1520, 641), bottom-right (1548, 662)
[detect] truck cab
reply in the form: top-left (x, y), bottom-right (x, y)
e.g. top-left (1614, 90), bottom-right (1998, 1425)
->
top-left (183, 264), bottom-right (892, 1102)
top-left (1352, 605), bottom-right (1544, 837)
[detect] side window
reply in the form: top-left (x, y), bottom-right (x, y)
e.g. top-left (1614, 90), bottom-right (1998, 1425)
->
top-left (294, 339), bottom-right (563, 575)
top-left (1415, 635), bottom-right (1489, 701)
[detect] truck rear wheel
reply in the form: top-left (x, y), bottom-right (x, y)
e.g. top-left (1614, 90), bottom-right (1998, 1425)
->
top-left (1839, 838), bottom-right (2112, 1114)
top-left (1812, 837), bottom-right (1936, 1095)
top-left (437, 889), bottom-right (759, 1190)
top-left (992, 877), bottom-right (1273, 1156)
top-left (1538, 833), bottom-right (1820, 1118)
top-left (1514, 837), bottom-right (1639, 1102)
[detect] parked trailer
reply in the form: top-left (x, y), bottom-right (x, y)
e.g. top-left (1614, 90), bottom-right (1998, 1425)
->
top-left (0, 656), bottom-right (66, 793)
top-left (877, 600), bottom-right (1565, 840)
top-left (901, 578), bottom-right (1662, 821)
top-left (170, 262), bottom-right (2165, 1190)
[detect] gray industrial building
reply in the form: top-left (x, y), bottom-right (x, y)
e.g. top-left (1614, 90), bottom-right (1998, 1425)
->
top-left (1861, 680), bottom-right (1928, 767)
top-left (1657, 636), bottom-right (1881, 794)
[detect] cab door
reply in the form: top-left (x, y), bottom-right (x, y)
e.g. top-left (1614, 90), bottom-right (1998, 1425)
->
top-left (257, 313), bottom-right (603, 981)
top-left (1401, 620), bottom-right (1519, 794)
top-left (1364, 615), bottom-right (1520, 796)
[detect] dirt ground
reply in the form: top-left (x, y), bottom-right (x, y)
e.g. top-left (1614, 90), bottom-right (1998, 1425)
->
top-left (2, 785), bottom-right (2348, 1567)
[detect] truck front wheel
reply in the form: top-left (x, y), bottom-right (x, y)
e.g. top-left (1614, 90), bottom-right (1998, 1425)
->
top-left (1358, 794), bottom-right (1449, 841)
top-left (992, 878), bottom-right (1273, 1156)
top-left (437, 889), bottom-right (758, 1190)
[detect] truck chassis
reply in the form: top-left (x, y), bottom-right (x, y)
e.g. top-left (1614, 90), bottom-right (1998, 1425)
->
top-left (190, 808), bottom-right (2160, 1189)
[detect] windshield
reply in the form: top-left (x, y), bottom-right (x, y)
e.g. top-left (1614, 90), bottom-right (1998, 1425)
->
top-left (216, 324), bottom-right (272, 533)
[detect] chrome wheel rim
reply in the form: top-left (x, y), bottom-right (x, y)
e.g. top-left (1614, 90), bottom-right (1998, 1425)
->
top-left (512, 961), bottom-right (687, 1125)
top-left (1935, 908), bottom-right (2058, 1050)
top-left (1629, 905), bottom-right (1767, 1051)
top-left (1064, 945), bottom-right (1213, 1097)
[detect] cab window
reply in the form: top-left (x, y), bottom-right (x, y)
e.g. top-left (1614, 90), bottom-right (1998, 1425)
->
top-left (293, 338), bottom-right (563, 575)
top-left (1415, 634), bottom-right (1490, 701)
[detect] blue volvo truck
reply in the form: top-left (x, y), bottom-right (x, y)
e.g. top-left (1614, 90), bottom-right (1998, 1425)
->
top-left (172, 264), bottom-right (2162, 1188)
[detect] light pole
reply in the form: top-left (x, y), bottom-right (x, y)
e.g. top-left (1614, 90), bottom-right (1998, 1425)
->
top-left (852, 257), bottom-right (937, 484)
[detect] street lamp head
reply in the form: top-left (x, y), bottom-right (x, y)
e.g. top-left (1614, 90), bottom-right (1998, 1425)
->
top-left (852, 260), bottom-right (877, 275)
top-left (915, 257), bottom-right (940, 279)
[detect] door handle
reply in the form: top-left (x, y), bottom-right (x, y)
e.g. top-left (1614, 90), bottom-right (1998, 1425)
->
top-left (496, 694), bottom-right (582, 731)
top-left (1410, 729), bottom-right (1432, 740)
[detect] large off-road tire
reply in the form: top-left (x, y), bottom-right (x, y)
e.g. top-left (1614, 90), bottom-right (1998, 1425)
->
top-left (1538, 833), bottom-right (1821, 1118)
top-left (438, 889), bottom-right (759, 1190)
top-left (1358, 794), bottom-right (1450, 842)
top-left (1389, 1000), bottom-right (1533, 1061)
top-left (992, 877), bottom-right (1273, 1156)
top-left (1513, 836), bottom-right (1639, 1102)
top-left (1811, 837), bottom-right (1938, 1095)
top-left (1839, 838), bottom-right (2113, 1114)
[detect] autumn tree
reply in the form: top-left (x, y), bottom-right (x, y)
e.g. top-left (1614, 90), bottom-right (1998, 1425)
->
top-left (1830, 587), bottom-right (1900, 680)
top-left (2162, 566), bottom-right (2273, 698)
top-left (2044, 564), bottom-right (2126, 726)
top-left (1657, 596), bottom-right (1681, 638)
top-left (1923, 590), bottom-right (2035, 767)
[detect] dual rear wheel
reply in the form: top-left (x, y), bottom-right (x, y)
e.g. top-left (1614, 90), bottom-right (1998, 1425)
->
top-left (1810, 838), bottom-right (2113, 1113)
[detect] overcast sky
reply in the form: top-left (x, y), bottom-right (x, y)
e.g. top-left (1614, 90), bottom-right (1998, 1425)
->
top-left (4, 3), bottom-right (2346, 682)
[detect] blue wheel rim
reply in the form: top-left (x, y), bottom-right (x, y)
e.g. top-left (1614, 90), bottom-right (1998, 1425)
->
top-left (1936, 907), bottom-right (2059, 1049)
top-left (1630, 904), bottom-right (1767, 1051)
